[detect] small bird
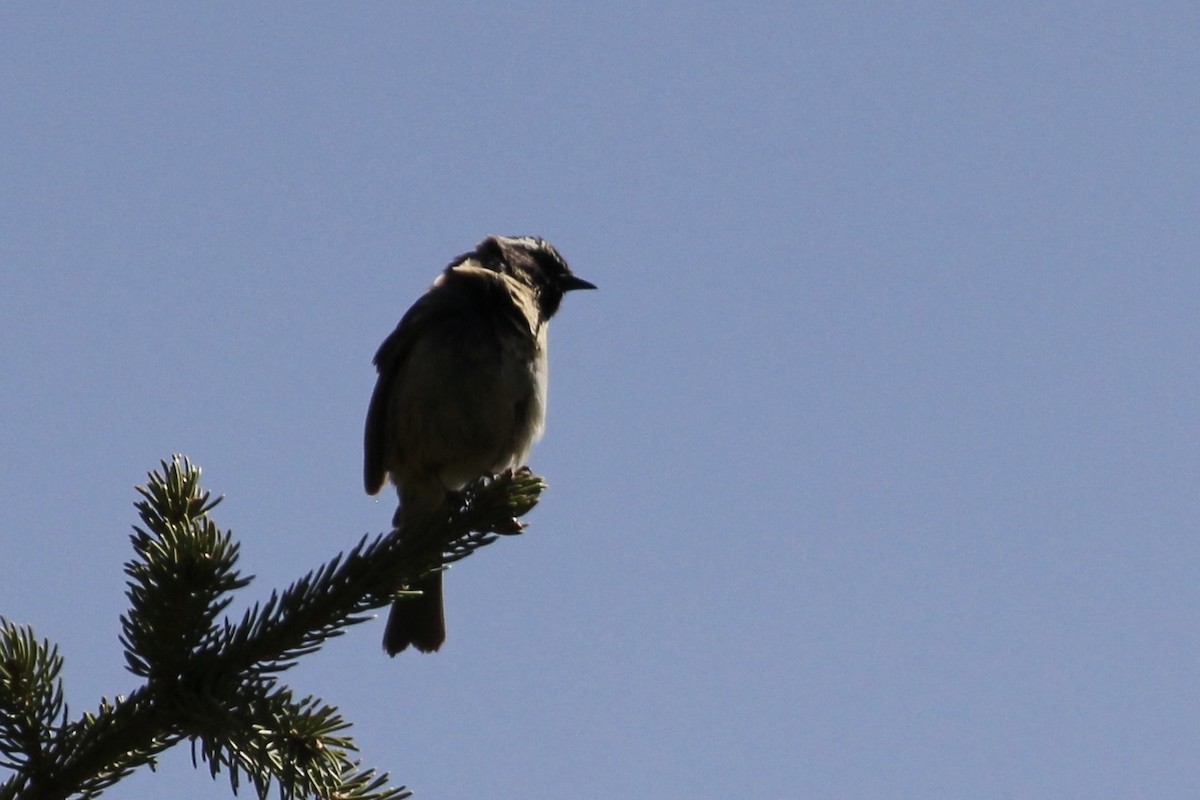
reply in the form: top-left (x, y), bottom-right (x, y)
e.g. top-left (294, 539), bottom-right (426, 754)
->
top-left (364, 235), bottom-right (595, 655)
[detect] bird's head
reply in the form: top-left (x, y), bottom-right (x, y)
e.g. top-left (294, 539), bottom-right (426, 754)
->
top-left (472, 235), bottom-right (596, 319)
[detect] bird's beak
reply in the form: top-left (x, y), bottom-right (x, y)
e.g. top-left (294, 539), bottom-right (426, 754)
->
top-left (562, 275), bottom-right (597, 292)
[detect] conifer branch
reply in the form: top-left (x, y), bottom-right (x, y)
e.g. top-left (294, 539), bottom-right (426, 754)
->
top-left (0, 456), bottom-right (545, 800)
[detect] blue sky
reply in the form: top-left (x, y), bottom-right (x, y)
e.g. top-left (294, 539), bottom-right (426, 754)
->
top-left (2, 3), bottom-right (1198, 798)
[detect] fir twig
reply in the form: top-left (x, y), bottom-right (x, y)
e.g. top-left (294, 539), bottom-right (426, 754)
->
top-left (0, 456), bottom-right (545, 800)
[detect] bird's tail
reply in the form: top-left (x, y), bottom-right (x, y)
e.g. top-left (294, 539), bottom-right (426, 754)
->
top-left (383, 482), bottom-right (450, 655)
top-left (383, 571), bottom-right (445, 655)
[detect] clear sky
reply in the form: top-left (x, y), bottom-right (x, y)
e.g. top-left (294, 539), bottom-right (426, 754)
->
top-left (2, 4), bottom-right (1198, 798)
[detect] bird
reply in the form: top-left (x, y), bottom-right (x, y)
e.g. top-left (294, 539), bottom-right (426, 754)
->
top-left (364, 235), bottom-right (595, 655)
